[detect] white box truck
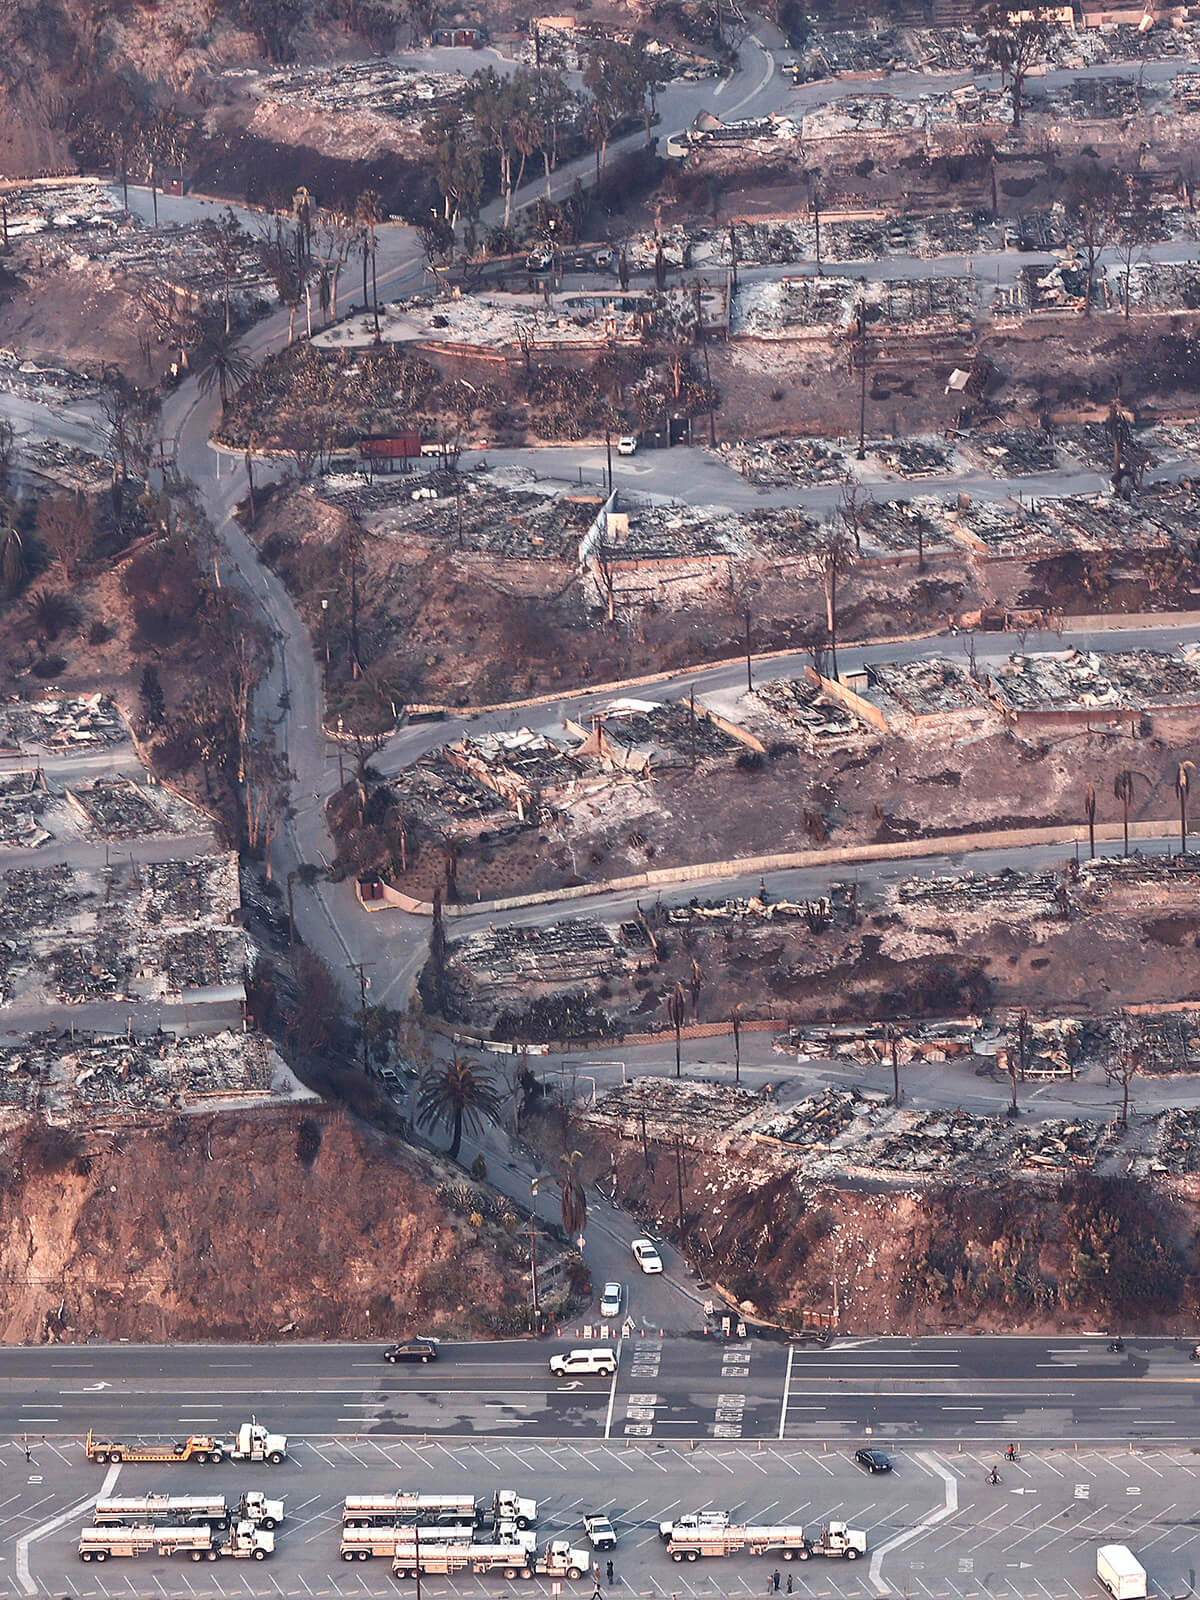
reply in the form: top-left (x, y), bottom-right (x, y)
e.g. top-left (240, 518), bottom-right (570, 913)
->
top-left (1097, 1547), bottom-right (1147, 1600)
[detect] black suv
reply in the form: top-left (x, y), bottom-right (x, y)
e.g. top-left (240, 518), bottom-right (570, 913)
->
top-left (384, 1339), bottom-right (439, 1364)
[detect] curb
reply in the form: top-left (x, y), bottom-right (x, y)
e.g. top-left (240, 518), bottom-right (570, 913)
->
top-left (364, 818), bottom-right (1180, 920)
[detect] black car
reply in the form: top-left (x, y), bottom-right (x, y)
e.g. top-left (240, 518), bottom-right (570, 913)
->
top-left (854, 1449), bottom-right (892, 1473)
top-left (384, 1339), bottom-right (439, 1364)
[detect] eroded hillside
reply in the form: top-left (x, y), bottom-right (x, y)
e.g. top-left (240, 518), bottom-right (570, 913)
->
top-left (0, 1105), bottom-right (528, 1343)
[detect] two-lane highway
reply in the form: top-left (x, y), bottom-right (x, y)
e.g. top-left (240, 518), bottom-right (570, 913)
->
top-left (3, 1337), bottom-right (1200, 1444)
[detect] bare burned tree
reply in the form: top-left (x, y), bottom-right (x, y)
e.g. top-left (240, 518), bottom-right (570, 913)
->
top-left (1105, 1013), bottom-right (1143, 1128)
top-left (36, 493), bottom-right (93, 583)
top-left (244, 729), bottom-right (293, 881)
top-left (201, 206), bottom-right (249, 335)
top-left (981, 0), bottom-right (1052, 128)
top-left (811, 512), bottom-right (857, 681)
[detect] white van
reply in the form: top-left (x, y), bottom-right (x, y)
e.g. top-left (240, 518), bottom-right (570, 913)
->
top-left (549, 1348), bottom-right (617, 1377)
top-left (1097, 1546), bottom-right (1147, 1600)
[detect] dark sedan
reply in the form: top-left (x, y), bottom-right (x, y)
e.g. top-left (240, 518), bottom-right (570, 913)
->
top-left (854, 1449), bottom-right (892, 1473)
top-left (384, 1339), bottom-right (439, 1364)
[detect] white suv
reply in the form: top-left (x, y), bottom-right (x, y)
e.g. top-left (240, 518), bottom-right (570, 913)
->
top-left (632, 1238), bottom-right (663, 1274)
top-left (549, 1348), bottom-right (618, 1377)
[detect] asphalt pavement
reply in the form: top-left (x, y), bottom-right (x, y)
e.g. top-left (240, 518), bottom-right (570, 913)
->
top-left (11, 1432), bottom-right (1200, 1600)
top-left (3, 1338), bottom-right (1200, 1444)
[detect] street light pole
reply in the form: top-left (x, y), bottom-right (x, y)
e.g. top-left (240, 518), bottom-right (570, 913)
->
top-left (855, 299), bottom-right (868, 462)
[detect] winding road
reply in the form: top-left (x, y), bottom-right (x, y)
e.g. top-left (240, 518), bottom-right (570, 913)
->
top-left (8, 18), bottom-right (1200, 1326)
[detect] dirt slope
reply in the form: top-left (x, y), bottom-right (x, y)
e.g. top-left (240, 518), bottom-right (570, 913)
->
top-left (0, 1106), bottom-right (526, 1344)
top-left (534, 1111), bottom-right (1200, 1334)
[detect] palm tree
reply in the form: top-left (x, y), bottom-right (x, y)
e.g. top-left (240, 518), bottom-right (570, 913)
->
top-left (196, 329), bottom-right (252, 412)
top-left (1177, 761), bottom-right (1196, 853)
top-left (415, 1055), bottom-right (503, 1162)
top-left (559, 1150), bottom-right (587, 1243)
top-left (1084, 781), bottom-right (1097, 859)
top-left (0, 524), bottom-right (28, 598)
top-left (667, 983), bottom-right (686, 1078)
top-left (27, 586), bottom-right (81, 642)
top-left (1113, 769), bottom-right (1145, 856)
top-left (354, 189), bottom-right (383, 330)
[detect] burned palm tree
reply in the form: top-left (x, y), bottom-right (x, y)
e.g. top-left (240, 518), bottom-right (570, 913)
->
top-left (1177, 761), bottom-right (1196, 853)
top-left (1112, 768), bottom-right (1145, 857)
top-left (667, 983), bottom-right (686, 1079)
top-left (1084, 781), bottom-right (1097, 859)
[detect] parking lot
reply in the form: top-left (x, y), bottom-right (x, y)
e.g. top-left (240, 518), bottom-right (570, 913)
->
top-left (9, 1439), bottom-right (1200, 1600)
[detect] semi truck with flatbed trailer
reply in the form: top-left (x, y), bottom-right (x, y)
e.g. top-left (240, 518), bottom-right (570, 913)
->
top-left (85, 1422), bottom-right (287, 1466)
top-left (341, 1527), bottom-right (537, 1561)
top-left (667, 1522), bottom-right (867, 1563)
top-left (78, 1521), bottom-right (273, 1562)
top-left (94, 1492), bottom-right (285, 1530)
top-left (390, 1539), bottom-right (590, 1581)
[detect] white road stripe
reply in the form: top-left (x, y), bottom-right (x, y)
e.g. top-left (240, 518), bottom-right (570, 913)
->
top-left (868, 1452), bottom-right (958, 1597)
top-left (778, 1347), bottom-right (795, 1441)
top-left (16, 1460), bottom-right (121, 1595)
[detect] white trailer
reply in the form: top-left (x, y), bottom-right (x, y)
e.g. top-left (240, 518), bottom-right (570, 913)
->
top-left (342, 1494), bottom-right (477, 1528)
top-left (390, 1543), bottom-right (539, 1580)
top-left (94, 1495), bottom-right (228, 1527)
top-left (1098, 1547), bottom-right (1148, 1600)
top-left (94, 1492), bottom-right (284, 1530)
top-left (342, 1527), bottom-right (536, 1561)
top-left (390, 1540), bottom-right (589, 1581)
top-left (668, 1526), bottom-right (809, 1562)
top-left (78, 1522), bottom-right (274, 1562)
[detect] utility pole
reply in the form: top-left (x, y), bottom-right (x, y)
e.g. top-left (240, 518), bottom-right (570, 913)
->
top-left (694, 279), bottom-right (717, 447)
top-left (286, 869), bottom-right (296, 948)
top-left (640, 1106), bottom-right (649, 1168)
top-left (674, 1134), bottom-right (687, 1244)
top-left (744, 608), bottom-right (753, 693)
top-left (348, 961), bottom-right (376, 1078)
top-left (605, 428), bottom-right (613, 496)
top-left (526, 1216), bottom-right (545, 1320)
top-left (855, 298), bottom-right (869, 462)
